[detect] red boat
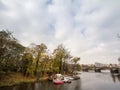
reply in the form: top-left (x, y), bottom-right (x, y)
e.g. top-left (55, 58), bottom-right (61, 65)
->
top-left (53, 79), bottom-right (64, 85)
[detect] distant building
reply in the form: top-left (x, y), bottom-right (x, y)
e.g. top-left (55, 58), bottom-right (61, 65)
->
top-left (95, 62), bottom-right (104, 68)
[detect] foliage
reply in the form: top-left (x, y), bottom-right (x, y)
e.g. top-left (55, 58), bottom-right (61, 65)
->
top-left (21, 53), bottom-right (33, 76)
top-left (0, 30), bottom-right (81, 80)
top-left (72, 57), bottom-right (80, 64)
top-left (0, 30), bottom-right (25, 72)
top-left (27, 43), bottom-right (48, 78)
top-left (71, 57), bottom-right (80, 72)
top-left (53, 44), bottom-right (71, 73)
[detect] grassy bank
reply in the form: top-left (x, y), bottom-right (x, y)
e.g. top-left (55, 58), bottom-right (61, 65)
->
top-left (0, 73), bottom-right (48, 87)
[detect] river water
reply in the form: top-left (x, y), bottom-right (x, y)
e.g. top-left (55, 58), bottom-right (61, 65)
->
top-left (0, 72), bottom-right (120, 90)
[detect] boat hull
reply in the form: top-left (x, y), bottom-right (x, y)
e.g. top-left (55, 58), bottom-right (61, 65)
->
top-left (53, 79), bottom-right (64, 85)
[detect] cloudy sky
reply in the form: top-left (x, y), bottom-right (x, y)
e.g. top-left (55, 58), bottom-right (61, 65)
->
top-left (0, 0), bottom-right (120, 64)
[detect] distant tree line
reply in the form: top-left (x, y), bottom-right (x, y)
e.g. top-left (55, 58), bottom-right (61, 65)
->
top-left (0, 30), bottom-right (81, 79)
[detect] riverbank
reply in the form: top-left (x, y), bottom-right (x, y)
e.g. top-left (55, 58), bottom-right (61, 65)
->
top-left (0, 73), bottom-right (48, 87)
top-left (1, 72), bottom-right (120, 90)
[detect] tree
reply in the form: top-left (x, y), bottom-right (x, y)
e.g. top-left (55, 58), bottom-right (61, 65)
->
top-left (71, 57), bottom-right (80, 72)
top-left (0, 30), bottom-right (25, 72)
top-left (53, 44), bottom-right (71, 73)
top-left (21, 52), bottom-right (33, 76)
top-left (72, 57), bottom-right (80, 64)
top-left (33, 43), bottom-right (47, 78)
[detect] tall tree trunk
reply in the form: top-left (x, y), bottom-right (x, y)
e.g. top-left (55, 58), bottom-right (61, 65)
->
top-left (34, 51), bottom-right (40, 77)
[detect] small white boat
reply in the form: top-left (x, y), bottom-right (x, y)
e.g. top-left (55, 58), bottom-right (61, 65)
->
top-left (65, 76), bottom-right (74, 80)
top-left (62, 77), bottom-right (72, 83)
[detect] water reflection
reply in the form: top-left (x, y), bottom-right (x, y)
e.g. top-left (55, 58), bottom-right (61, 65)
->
top-left (74, 79), bottom-right (81, 90)
top-left (0, 72), bottom-right (120, 90)
top-left (0, 79), bottom-right (82, 90)
top-left (33, 79), bottom-right (81, 90)
top-left (12, 83), bottom-right (34, 90)
top-left (111, 74), bottom-right (120, 83)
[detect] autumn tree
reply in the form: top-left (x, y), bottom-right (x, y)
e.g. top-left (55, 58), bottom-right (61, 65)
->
top-left (30, 43), bottom-right (47, 79)
top-left (0, 30), bottom-right (25, 73)
top-left (21, 52), bottom-right (33, 76)
top-left (71, 57), bottom-right (80, 72)
top-left (53, 44), bottom-right (71, 74)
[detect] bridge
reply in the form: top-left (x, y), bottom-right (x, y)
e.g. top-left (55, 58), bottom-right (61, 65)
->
top-left (81, 63), bottom-right (120, 75)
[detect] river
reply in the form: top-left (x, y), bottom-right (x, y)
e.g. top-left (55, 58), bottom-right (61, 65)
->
top-left (0, 72), bottom-right (120, 90)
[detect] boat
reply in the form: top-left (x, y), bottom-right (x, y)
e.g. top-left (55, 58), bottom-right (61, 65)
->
top-left (53, 79), bottom-right (64, 85)
top-left (62, 77), bottom-right (72, 83)
top-left (65, 76), bottom-right (74, 80)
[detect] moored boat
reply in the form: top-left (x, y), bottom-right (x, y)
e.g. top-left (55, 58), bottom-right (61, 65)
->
top-left (53, 79), bottom-right (64, 85)
top-left (62, 77), bottom-right (72, 83)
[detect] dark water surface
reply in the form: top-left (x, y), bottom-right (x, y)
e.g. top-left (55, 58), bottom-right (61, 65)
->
top-left (0, 72), bottom-right (120, 90)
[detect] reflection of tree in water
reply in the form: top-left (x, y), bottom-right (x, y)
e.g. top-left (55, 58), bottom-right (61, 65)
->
top-left (12, 83), bottom-right (35, 90)
top-left (111, 74), bottom-right (116, 83)
top-left (34, 81), bottom-right (61, 90)
top-left (26, 83), bottom-right (34, 90)
top-left (11, 78), bottom-right (82, 90)
top-left (117, 75), bottom-right (120, 82)
top-left (34, 82), bottom-right (41, 90)
top-left (64, 77), bottom-right (82, 90)
top-left (111, 74), bottom-right (120, 83)
top-left (74, 79), bottom-right (82, 90)
top-left (56, 85), bottom-right (62, 90)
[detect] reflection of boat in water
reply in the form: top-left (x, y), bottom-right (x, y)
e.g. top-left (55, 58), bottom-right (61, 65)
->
top-left (53, 79), bottom-right (64, 85)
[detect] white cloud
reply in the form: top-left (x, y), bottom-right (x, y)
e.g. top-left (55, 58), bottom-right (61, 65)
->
top-left (0, 0), bottom-right (120, 64)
